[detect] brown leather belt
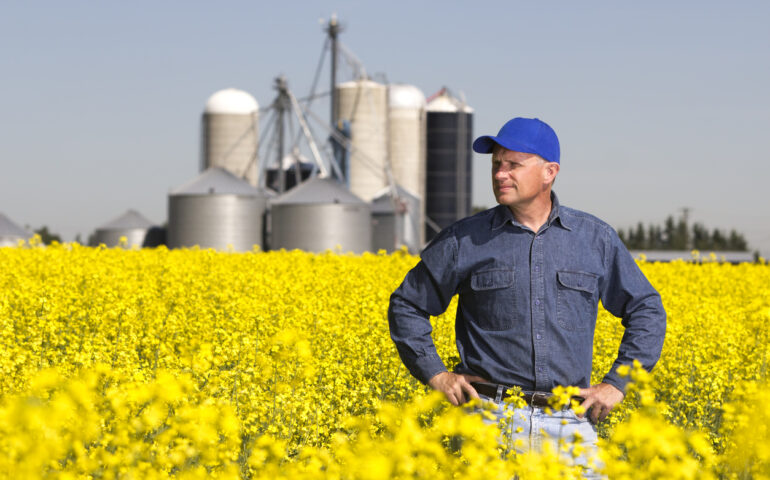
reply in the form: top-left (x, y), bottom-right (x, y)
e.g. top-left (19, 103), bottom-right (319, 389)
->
top-left (471, 382), bottom-right (584, 408)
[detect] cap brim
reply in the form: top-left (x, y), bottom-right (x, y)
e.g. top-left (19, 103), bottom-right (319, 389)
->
top-left (472, 135), bottom-right (538, 156)
top-left (472, 136), bottom-right (498, 153)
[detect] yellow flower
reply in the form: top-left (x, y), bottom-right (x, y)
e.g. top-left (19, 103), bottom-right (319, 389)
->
top-left (0, 243), bottom-right (768, 477)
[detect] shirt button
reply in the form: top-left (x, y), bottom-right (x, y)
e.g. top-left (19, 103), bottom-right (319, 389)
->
top-left (538, 367), bottom-right (544, 372)
top-left (535, 266), bottom-right (540, 272)
top-left (535, 299), bottom-right (540, 306)
top-left (536, 334), bottom-right (542, 340)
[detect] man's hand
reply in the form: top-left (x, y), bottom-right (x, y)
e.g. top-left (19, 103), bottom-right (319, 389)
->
top-left (428, 371), bottom-right (487, 406)
top-left (578, 382), bottom-right (625, 423)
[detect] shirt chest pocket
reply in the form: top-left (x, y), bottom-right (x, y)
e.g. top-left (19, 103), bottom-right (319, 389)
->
top-left (468, 268), bottom-right (515, 331)
top-left (556, 271), bottom-right (599, 331)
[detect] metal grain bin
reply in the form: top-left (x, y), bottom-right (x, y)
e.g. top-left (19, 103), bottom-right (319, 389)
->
top-left (425, 91), bottom-right (473, 242)
top-left (370, 185), bottom-right (421, 253)
top-left (202, 88), bottom-right (259, 186)
top-left (269, 177), bottom-right (371, 253)
top-left (92, 209), bottom-right (154, 248)
top-left (168, 167), bottom-right (267, 251)
top-left (0, 212), bottom-right (31, 247)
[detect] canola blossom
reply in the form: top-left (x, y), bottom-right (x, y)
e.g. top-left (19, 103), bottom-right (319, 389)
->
top-left (0, 241), bottom-right (769, 478)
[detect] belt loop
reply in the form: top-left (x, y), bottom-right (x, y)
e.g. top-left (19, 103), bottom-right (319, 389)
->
top-left (495, 384), bottom-right (504, 403)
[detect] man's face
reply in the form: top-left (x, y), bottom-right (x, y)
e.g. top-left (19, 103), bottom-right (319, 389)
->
top-left (491, 146), bottom-right (550, 208)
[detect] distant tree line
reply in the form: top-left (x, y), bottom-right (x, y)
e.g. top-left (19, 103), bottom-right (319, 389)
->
top-left (30, 226), bottom-right (62, 245)
top-left (618, 215), bottom-right (748, 251)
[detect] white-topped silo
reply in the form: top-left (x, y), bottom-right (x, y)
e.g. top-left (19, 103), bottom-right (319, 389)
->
top-left (388, 83), bottom-right (426, 245)
top-left (425, 90), bottom-right (474, 242)
top-left (168, 167), bottom-right (268, 251)
top-left (92, 209), bottom-right (154, 248)
top-left (0, 212), bottom-right (32, 247)
top-left (335, 79), bottom-right (388, 202)
top-left (269, 177), bottom-right (371, 253)
top-left (370, 185), bottom-right (421, 253)
top-left (202, 88), bottom-right (259, 186)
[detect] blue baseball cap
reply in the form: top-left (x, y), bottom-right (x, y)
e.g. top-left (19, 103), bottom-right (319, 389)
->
top-left (472, 117), bottom-right (560, 164)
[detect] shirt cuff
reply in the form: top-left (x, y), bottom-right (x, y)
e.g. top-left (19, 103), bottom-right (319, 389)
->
top-left (601, 370), bottom-right (630, 394)
top-left (411, 353), bottom-right (448, 385)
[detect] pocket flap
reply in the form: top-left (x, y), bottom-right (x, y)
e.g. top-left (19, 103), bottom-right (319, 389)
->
top-left (471, 269), bottom-right (514, 291)
top-left (557, 271), bottom-right (598, 294)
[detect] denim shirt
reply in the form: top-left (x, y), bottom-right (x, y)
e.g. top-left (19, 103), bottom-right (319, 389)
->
top-left (388, 193), bottom-right (666, 392)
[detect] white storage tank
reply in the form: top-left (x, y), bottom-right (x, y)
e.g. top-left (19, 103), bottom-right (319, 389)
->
top-left (92, 210), bottom-right (154, 248)
top-left (168, 167), bottom-right (268, 251)
top-left (269, 177), bottom-right (371, 253)
top-left (370, 185), bottom-right (421, 253)
top-left (202, 88), bottom-right (259, 186)
top-left (335, 79), bottom-right (388, 202)
top-left (0, 212), bottom-right (31, 247)
top-left (388, 83), bottom-right (426, 246)
top-left (425, 90), bottom-right (473, 242)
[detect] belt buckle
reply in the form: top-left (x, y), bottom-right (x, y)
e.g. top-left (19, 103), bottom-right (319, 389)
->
top-left (531, 392), bottom-right (550, 408)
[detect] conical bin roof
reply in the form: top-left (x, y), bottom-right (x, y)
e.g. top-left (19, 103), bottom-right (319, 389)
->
top-left (370, 185), bottom-right (420, 214)
top-left (97, 210), bottom-right (154, 230)
top-left (271, 177), bottom-right (366, 205)
top-left (171, 167), bottom-right (261, 196)
top-left (0, 212), bottom-right (32, 238)
top-left (427, 92), bottom-right (474, 113)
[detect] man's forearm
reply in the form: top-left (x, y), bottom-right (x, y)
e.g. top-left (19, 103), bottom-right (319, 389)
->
top-left (388, 292), bottom-right (448, 384)
top-left (602, 300), bottom-right (666, 390)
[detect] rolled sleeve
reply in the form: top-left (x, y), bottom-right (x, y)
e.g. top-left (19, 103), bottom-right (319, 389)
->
top-left (388, 229), bottom-right (459, 384)
top-left (599, 229), bottom-right (667, 392)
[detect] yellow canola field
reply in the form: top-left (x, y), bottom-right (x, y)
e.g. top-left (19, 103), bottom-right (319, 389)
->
top-left (0, 242), bottom-right (769, 479)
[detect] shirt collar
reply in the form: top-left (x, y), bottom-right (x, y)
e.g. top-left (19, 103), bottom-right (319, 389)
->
top-left (490, 191), bottom-right (572, 231)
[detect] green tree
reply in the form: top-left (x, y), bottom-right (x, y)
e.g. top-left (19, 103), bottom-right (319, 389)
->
top-left (663, 216), bottom-right (676, 250)
top-left (727, 230), bottom-right (748, 250)
top-left (711, 229), bottom-right (726, 250)
top-left (649, 224), bottom-right (665, 250)
top-left (692, 223), bottom-right (710, 250)
top-left (618, 216), bottom-right (750, 252)
top-left (671, 217), bottom-right (689, 250)
top-left (634, 222), bottom-right (646, 249)
top-left (627, 226), bottom-right (640, 249)
top-left (33, 226), bottom-right (62, 245)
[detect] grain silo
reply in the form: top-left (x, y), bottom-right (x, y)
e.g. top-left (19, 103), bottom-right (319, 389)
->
top-left (388, 83), bottom-right (426, 246)
top-left (168, 167), bottom-right (267, 251)
top-left (370, 185), bottom-right (421, 253)
top-left (0, 212), bottom-right (31, 247)
top-left (201, 88), bottom-right (259, 186)
top-left (335, 79), bottom-right (388, 202)
top-left (425, 90), bottom-right (473, 242)
top-left (269, 177), bottom-right (371, 253)
top-left (92, 210), bottom-right (154, 248)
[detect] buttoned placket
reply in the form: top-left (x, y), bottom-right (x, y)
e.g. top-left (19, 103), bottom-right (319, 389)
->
top-left (531, 225), bottom-right (549, 391)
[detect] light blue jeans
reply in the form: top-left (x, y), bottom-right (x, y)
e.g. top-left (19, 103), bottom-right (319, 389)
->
top-left (476, 393), bottom-right (603, 479)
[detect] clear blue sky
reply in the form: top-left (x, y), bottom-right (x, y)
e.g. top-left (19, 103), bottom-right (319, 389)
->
top-left (2, 1), bottom-right (769, 255)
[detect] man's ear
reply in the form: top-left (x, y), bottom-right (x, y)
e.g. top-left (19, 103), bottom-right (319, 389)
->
top-left (544, 162), bottom-right (560, 183)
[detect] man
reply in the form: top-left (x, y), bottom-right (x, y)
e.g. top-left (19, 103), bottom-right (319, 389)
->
top-left (388, 117), bottom-right (666, 471)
